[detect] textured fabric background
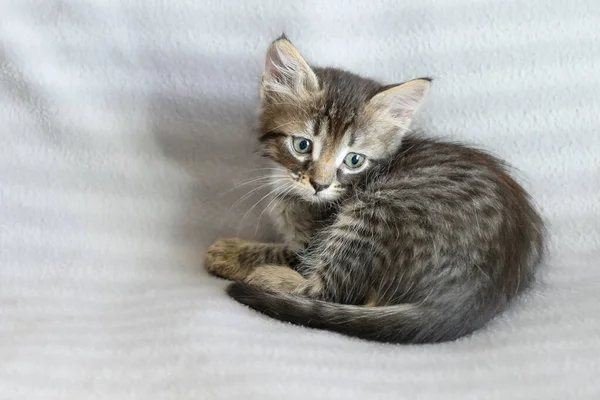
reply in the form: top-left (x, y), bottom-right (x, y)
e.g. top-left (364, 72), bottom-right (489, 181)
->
top-left (1, 1), bottom-right (599, 399)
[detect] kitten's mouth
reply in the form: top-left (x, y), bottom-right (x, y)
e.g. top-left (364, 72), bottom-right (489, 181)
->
top-left (283, 172), bottom-right (339, 203)
top-left (305, 188), bottom-right (338, 203)
top-left (290, 185), bottom-right (331, 203)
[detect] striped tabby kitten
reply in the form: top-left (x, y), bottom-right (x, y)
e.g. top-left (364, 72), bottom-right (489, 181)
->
top-left (205, 36), bottom-right (544, 343)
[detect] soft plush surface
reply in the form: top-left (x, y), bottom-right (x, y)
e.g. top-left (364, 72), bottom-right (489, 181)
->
top-left (1, 1), bottom-right (599, 399)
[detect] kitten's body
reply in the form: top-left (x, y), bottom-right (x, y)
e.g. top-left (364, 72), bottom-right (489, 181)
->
top-left (205, 37), bottom-right (544, 343)
top-left (246, 133), bottom-right (543, 342)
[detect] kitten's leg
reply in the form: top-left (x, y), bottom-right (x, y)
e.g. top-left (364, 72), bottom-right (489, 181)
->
top-left (242, 265), bottom-right (331, 301)
top-left (239, 203), bottom-right (382, 305)
top-left (204, 238), bottom-right (298, 281)
top-left (245, 265), bottom-right (307, 292)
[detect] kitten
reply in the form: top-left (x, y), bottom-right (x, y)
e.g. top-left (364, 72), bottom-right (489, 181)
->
top-left (205, 35), bottom-right (545, 343)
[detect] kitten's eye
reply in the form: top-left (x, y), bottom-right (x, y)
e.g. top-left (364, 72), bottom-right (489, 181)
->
top-left (292, 137), bottom-right (312, 154)
top-left (343, 153), bottom-right (366, 169)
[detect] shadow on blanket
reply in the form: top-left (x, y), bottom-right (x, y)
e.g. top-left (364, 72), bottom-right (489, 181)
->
top-left (147, 88), bottom-right (279, 276)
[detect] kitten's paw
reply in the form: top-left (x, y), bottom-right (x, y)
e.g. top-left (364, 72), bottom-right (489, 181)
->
top-left (204, 238), bottom-right (251, 281)
top-left (245, 265), bottom-right (306, 293)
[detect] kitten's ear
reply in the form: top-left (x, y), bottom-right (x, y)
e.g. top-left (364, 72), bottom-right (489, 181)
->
top-left (261, 37), bottom-right (319, 99)
top-left (369, 78), bottom-right (431, 128)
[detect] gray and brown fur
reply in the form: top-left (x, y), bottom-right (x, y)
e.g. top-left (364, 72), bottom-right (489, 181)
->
top-left (205, 36), bottom-right (545, 343)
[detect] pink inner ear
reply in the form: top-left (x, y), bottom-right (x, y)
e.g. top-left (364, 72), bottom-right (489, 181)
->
top-left (262, 42), bottom-right (318, 93)
top-left (265, 46), bottom-right (286, 80)
top-left (386, 86), bottom-right (428, 117)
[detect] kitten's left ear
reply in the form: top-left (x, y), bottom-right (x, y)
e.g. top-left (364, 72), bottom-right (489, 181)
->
top-left (261, 37), bottom-right (319, 100)
top-left (369, 78), bottom-right (431, 128)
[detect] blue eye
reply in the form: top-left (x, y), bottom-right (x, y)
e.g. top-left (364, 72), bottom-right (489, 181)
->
top-left (343, 153), bottom-right (366, 168)
top-left (292, 137), bottom-right (312, 154)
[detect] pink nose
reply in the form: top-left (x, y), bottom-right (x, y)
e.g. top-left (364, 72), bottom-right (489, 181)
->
top-left (309, 179), bottom-right (331, 193)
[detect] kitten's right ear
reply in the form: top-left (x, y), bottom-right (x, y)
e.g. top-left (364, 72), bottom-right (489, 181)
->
top-left (368, 78), bottom-right (431, 129)
top-left (261, 37), bottom-right (319, 100)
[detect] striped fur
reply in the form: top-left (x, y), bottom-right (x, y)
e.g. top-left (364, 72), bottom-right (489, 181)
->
top-left (207, 37), bottom-right (545, 343)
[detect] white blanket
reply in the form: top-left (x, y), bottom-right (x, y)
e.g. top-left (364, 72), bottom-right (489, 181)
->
top-left (1, 1), bottom-right (599, 399)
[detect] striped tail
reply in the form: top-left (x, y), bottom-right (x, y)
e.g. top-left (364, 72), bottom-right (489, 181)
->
top-left (226, 282), bottom-right (480, 344)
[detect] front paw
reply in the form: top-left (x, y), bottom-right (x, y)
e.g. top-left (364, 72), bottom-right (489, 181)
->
top-left (245, 265), bottom-right (306, 293)
top-left (204, 238), bottom-right (252, 281)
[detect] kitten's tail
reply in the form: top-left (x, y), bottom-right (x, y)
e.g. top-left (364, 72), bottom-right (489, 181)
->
top-left (226, 283), bottom-right (475, 343)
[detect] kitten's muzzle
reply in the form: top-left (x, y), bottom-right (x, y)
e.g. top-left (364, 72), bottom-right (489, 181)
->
top-left (309, 179), bottom-right (331, 193)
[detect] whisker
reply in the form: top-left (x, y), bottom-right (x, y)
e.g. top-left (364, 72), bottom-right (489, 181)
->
top-left (221, 174), bottom-right (288, 195)
top-left (229, 180), bottom-right (282, 210)
top-left (247, 168), bottom-right (287, 172)
top-left (253, 184), bottom-right (295, 236)
top-left (219, 175), bottom-right (288, 196)
top-left (269, 185), bottom-right (294, 215)
top-left (237, 184), bottom-right (288, 236)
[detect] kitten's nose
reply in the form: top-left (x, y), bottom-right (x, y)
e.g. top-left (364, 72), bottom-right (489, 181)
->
top-left (309, 179), bottom-right (331, 193)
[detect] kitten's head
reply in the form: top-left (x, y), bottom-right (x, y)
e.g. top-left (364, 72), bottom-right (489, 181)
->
top-left (258, 36), bottom-right (430, 203)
